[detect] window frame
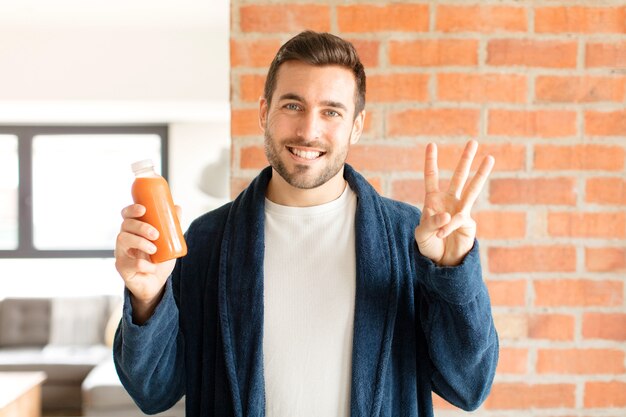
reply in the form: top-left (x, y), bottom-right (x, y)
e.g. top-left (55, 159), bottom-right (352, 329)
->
top-left (0, 125), bottom-right (168, 258)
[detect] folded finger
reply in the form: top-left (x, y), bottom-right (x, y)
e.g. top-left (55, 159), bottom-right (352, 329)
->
top-left (116, 231), bottom-right (157, 258)
top-left (416, 210), bottom-right (451, 242)
top-left (121, 204), bottom-right (146, 220)
top-left (121, 218), bottom-right (159, 241)
top-left (116, 257), bottom-right (157, 281)
top-left (437, 212), bottom-right (474, 238)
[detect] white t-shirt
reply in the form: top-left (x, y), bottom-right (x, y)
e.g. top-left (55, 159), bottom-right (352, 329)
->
top-left (263, 184), bottom-right (357, 417)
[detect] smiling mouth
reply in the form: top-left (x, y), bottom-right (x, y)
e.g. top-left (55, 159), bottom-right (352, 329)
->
top-left (286, 146), bottom-right (326, 160)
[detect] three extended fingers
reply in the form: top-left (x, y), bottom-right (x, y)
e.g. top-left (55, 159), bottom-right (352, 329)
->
top-left (423, 140), bottom-right (494, 238)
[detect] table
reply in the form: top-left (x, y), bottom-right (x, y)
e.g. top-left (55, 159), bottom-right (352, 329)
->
top-left (0, 372), bottom-right (46, 417)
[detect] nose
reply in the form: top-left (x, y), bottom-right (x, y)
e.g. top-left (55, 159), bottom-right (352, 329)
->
top-left (296, 111), bottom-right (321, 141)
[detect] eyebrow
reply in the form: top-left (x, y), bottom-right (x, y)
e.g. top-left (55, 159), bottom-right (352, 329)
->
top-left (278, 93), bottom-right (349, 112)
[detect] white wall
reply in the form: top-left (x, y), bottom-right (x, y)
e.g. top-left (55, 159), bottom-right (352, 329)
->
top-left (0, 0), bottom-right (230, 297)
top-left (0, 27), bottom-right (227, 101)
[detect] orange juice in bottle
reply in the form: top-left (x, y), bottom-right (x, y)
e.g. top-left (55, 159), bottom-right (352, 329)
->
top-left (131, 159), bottom-right (187, 263)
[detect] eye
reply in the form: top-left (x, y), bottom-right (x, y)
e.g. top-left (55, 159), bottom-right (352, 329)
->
top-left (284, 103), bottom-right (301, 111)
top-left (325, 110), bottom-right (341, 118)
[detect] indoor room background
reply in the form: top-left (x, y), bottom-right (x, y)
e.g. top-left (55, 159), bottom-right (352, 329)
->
top-left (0, 0), bottom-right (625, 416)
top-left (0, 0), bottom-right (230, 296)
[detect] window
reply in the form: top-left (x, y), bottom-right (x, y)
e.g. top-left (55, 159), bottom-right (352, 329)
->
top-left (0, 135), bottom-right (18, 250)
top-left (0, 125), bottom-right (167, 258)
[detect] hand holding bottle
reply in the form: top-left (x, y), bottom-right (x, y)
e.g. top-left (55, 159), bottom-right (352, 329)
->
top-left (114, 160), bottom-right (187, 324)
top-left (115, 204), bottom-right (182, 324)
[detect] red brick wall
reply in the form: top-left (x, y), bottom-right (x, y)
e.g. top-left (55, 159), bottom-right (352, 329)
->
top-left (230, 2), bottom-right (626, 414)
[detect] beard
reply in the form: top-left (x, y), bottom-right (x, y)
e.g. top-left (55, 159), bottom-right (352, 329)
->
top-left (264, 129), bottom-right (348, 190)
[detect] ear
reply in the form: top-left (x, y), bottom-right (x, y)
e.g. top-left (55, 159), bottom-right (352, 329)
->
top-left (259, 97), bottom-right (268, 133)
top-left (349, 110), bottom-right (366, 145)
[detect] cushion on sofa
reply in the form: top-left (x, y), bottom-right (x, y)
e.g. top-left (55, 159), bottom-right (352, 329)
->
top-left (49, 297), bottom-right (111, 346)
top-left (0, 345), bottom-right (110, 382)
top-left (0, 295), bottom-right (122, 413)
top-left (82, 358), bottom-right (185, 417)
top-left (0, 298), bottom-right (50, 347)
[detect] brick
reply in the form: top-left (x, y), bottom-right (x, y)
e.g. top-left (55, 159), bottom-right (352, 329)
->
top-left (490, 178), bottom-right (577, 206)
top-left (437, 73), bottom-right (527, 103)
top-left (367, 73), bottom-right (429, 102)
top-left (487, 39), bottom-right (577, 68)
top-left (348, 39), bottom-right (380, 68)
top-left (231, 109), bottom-right (261, 136)
top-left (528, 314), bottom-right (575, 341)
top-left (347, 145), bottom-right (424, 172)
top-left (239, 145), bottom-right (267, 169)
top-left (536, 76), bottom-right (626, 103)
top-left (433, 143), bottom-right (525, 173)
top-left (475, 211), bottom-right (526, 240)
top-left (585, 110), bottom-right (626, 136)
top-left (585, 381), bottom-right (626, 407)
top-left (493, 313), bottom-right (528, 339)
top-left (432, 393), bottom-right (457, 410)
top-left (337, 4), bottom-right (429, 33)
top-left (240, 5), bottom-right (330, 33)
top-left (230, 38), bottom-right (281, 68)
top-left (488, 246), bottom-right (576, 273)
top-left (548, 212), bottom-right (626, 238)
top-left (586, 177), bottom-right (626, 205)
top-left (390, 178), bottom-right (451, 207)
top-left (387, 109), bottom-right (479, 137)
top-left (535, 7), bottom-right (626, 34)
top-left (583, 313), bottom-right (626, 341)
top-left (486, 279), bottom-right (526, 306)
top-left (488, 109), bottom-right (576, 137)
top-left (240, 74), bottom-right (266, 102)
top-left (365, 176), bottom-right (383, 194)
top-left (389, 39), bottom-right (478, 67)
top-left (361, 108), bottom-right (378, 137)
top-left (586, 247), bottom-right (626, 272)
top-left (230, 177), bottom-right (252, 199)
top-left (534, 145), bottom-right (625, 171)
top-left (537, 349), bottom-right (625, 374)
top-left (586, 41), bottom-right (626, 68)
top-left (436, 5), bottom-right (527, 33)
top-left (484, 383), bottom-right (576, 409)
top-left (392, 179), bottom-right (424, 206)
top-left (497, 348), bottom-right (528, 374)
top-left (534, 279), bottom-right (624, 307)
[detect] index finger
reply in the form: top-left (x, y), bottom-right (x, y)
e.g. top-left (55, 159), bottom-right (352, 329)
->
top-left (424, 143), bottom-right (439, 194)
top-left (121, 204), bottom-right (146, 219)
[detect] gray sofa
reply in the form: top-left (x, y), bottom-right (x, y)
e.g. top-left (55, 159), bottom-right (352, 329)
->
top-left (82, 358), bottom-right (185, 417)
top-left (0, 296), bottom-right (184, 416)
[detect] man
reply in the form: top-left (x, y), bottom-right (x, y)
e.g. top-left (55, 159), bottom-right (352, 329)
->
top-left (114, 31), bottom-right (498, 417)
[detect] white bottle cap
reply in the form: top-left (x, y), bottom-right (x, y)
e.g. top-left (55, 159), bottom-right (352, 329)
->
top-left (131, 159), bottom-right (154, 174)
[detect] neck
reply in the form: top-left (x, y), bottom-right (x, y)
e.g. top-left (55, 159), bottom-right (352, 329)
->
top-left (266, 167), bottom-right (347, 207)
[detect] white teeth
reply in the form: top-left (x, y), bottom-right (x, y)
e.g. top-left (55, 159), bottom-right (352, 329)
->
top-left (290, 147), bottom-right (321, 160)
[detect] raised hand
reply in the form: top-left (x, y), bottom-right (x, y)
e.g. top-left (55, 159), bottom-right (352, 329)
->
top-left (414, 140), bottom-right (494, 266)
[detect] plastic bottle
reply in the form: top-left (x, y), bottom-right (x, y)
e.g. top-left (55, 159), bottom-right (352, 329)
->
top-left (130, 159), bottom-right (187, 263)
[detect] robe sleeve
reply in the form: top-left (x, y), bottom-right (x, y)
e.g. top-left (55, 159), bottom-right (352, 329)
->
top-left (113, 265), bottom-right (185, 414)
top-left (414, 240), bottom-right (499, 411)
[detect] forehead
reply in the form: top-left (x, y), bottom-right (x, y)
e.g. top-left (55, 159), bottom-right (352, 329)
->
top-left (273, 61), bottom-right (357, 107)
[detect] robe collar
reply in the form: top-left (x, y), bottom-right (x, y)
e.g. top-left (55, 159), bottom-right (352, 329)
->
top-left (218, 164), bottom-right (400, 417)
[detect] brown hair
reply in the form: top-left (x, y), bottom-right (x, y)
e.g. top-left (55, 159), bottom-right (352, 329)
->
top-left (263, 31), bottom-right (366, 117)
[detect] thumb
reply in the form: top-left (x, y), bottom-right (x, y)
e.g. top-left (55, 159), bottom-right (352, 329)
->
top-left (415, 209), bottom-right (450, 243)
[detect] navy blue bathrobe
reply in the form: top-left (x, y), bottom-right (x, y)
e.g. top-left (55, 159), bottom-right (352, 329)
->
top-left (114, 164), bottom-right (499, 417)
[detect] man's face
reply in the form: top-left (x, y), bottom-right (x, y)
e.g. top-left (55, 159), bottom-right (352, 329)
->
top-left (259, 61), bottom-right (364, 190)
